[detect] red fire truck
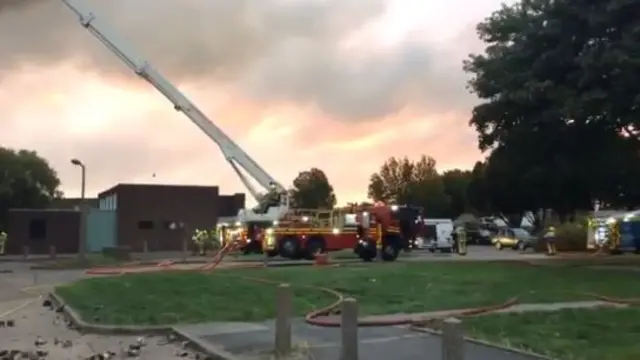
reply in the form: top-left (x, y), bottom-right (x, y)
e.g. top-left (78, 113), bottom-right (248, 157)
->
top-left (218, 203), bottom-right (424, 262)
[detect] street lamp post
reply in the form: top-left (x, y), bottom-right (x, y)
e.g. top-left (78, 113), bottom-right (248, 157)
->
top-left (71, 158), bottom-right (87, 260)
top-left (70, 158), bottom-right (86, 200)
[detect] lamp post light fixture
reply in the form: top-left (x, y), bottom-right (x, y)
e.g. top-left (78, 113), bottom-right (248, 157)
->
top-left (70, 158), bottom-right (87, 260)
top-left (70, 158), bottom-right (86, 200)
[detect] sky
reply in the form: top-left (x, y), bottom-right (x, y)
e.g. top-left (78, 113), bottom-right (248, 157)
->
top-left (0, 0), bottom-right (512, 205)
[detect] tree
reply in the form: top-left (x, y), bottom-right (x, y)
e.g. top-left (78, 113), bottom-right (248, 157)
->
top-left (465, 0), bottom-right (640, 151)
top-left (441, 170), bottom-right (473, 217)
top-left (0, 147), bottom-right (63, 231)
top-left (289, 168), bottom-right (336, 209)
top-left (466, 161), bottom-right (491, 214)
top-left (368, 156), bottom-right (451, 217)
top-left (463, 0), bottom-right (640, 215)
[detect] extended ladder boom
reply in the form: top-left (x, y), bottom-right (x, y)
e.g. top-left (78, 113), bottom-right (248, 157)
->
top-left (60, 0), bottom-right (288, 209)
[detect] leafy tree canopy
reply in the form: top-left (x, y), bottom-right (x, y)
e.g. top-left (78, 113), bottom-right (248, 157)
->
top-left (0, 147), bottom-right (62, 231)
top-left (289, 168), bottom-right (337, 209)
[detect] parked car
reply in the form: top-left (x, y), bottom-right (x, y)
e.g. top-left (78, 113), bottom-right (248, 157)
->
top-left (491, 227), bottom-right (537, 251)
top-left (466, 227), bottom-right (494, 245)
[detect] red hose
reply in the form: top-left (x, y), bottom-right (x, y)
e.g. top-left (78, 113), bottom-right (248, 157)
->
top-left (84, 254), bottom-right (638, 328)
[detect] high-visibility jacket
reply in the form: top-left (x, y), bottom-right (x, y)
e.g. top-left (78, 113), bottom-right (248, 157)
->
top-left (543, 227), bottom-right (556, 239)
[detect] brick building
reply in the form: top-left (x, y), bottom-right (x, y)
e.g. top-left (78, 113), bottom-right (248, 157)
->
top-left (6, 184), bottom-right (244, 254)
top-left (98, 184), bottom-right (244, 251)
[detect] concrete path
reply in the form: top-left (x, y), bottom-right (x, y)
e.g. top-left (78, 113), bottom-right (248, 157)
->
top-left (178, 319), bottom-right (537, 360)
top-left (177, 299), bottom-right (623, 360)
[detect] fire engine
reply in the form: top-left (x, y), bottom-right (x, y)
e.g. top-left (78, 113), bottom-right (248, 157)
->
top-left (60, 1), bottom-right (423, 261)
top-left (216, 203), bottom-right (424, 261)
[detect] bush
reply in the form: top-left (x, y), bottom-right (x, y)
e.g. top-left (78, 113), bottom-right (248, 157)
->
top-left (533, 222), bottom-right (587, 252)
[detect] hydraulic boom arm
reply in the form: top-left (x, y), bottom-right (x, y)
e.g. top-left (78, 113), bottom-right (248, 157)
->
top-left (60, 0), bottom-right (288, 209)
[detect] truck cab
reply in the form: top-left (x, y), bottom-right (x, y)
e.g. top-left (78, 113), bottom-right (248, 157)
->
top-left (354, 203), bottom-right (424, 260)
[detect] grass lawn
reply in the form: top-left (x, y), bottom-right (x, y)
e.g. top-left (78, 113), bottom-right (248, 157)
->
top-left (55, 261), bottom-right (640, 325)
top-left (465, 307), bottom-right (640, 360)
top-left (39, 253), bottom-right (128, 269)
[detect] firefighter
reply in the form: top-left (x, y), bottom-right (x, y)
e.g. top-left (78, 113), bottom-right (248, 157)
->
top-left (543, 225), bottom-right (557, 256)
top-left (455, 226), bottom-right (467, 256)
top-left (0, 231), bottom-right (6, 255)
top-left (192, 229), bottom-right (206, 256)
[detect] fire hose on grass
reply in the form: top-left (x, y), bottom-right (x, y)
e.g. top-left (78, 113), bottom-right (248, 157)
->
top-left (84, 247), bottom-right (640, 329)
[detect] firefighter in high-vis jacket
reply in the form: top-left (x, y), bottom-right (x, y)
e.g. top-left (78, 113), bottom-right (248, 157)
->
top-left (0, 231), bottom-right (6, 255)
top-left (192, 228), bottom-right (207, 255)
top-left (543, 225), bottom-right (557, 256)
top-left (455, 226), bottom-right (467, 255)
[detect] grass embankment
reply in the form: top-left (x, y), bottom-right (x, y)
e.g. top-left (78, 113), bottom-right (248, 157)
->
top-left (466, 307), bottom-right (640, 360)
top-left (55, 261), bottom-right (640, 326)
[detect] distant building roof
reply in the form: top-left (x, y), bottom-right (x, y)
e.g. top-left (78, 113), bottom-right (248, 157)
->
top-left (51, 198), bottom-right (98, 209)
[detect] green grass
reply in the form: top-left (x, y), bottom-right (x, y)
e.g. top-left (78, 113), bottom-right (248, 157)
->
top-left (465, 307), bottom-right (640, 360)
top-left (41, 253), bottom-right (127, 269)
top-left (55, 261), bottom-right (640, 325)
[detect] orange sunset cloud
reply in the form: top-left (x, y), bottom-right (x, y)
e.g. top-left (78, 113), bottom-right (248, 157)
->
top-left (0, 0), bottom-right (511, 204)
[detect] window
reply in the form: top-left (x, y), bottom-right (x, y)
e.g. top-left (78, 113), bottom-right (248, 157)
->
top-left (99, 194), bottom-right (118, 210)
top-left (512, 228), bottom-right (530, 237)
top-left (29, 219), bottom-right (47, 240)
top-left (137, 221), bottom-right (154, 230)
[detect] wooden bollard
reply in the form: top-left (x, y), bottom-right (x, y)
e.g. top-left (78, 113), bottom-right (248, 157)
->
top-left (49, 245), bottom-right (57, 260)
top-left (442, 318), bottom-right (465, 360)
top-left (22, 245), bottom-right (29, 259)
top-left (340, 297), bottom-right (359, 360)
top-left (274, 283), bottom-right (292, 357)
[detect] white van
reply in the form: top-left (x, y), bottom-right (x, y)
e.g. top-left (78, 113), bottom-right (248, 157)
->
top-left (419, 219), bottom-right (454, 252)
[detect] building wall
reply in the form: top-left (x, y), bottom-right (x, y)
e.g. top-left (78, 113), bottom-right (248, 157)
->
top-left (6, 209), bottom-right (80, 255)
top-left (86, 209), bottom-right (117, 252)
top-left (99, 184), bottom-right (244, 252)
top-left (217, 193), bottom-right (246, 217)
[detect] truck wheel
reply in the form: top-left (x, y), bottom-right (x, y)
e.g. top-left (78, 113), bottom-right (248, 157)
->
top-left (381, 235), bottom-right (400, 261)
top-left (279, 236), bottom-right (300, 259)
top-left (304, 235), bottom-right (326, 260)
top-left (358, 239), bottom-right (377, 262)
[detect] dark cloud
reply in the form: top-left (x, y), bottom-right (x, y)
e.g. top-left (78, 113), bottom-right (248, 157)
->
top-left (0, 0), bottom-right (478, 121)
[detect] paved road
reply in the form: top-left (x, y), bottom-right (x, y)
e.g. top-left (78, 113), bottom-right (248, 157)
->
top-left (0, 245), bottom-right (547, 265)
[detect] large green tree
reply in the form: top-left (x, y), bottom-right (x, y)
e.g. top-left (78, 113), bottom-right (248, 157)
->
top-left (368, 156), bottom-right (451, 217)
top-left (464, 0), bottom-right (640, 214)
top-left (0, 148), bottom-right (63, 231)
top-left (289, 168), bottom-right (336, 209)
top-left (441, 169), bottom-right (473, 217)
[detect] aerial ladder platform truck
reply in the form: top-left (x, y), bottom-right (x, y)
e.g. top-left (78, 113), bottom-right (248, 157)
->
top-left (60, 0), bottom-right (416, 262)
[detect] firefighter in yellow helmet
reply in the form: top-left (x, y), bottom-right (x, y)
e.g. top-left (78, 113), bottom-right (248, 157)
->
top-left (543, 225), bottom-right (557, 256)
top-left (0, 231), bottom-right (6, 255)
top-left (455, 225), bottom-right (467, 255)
